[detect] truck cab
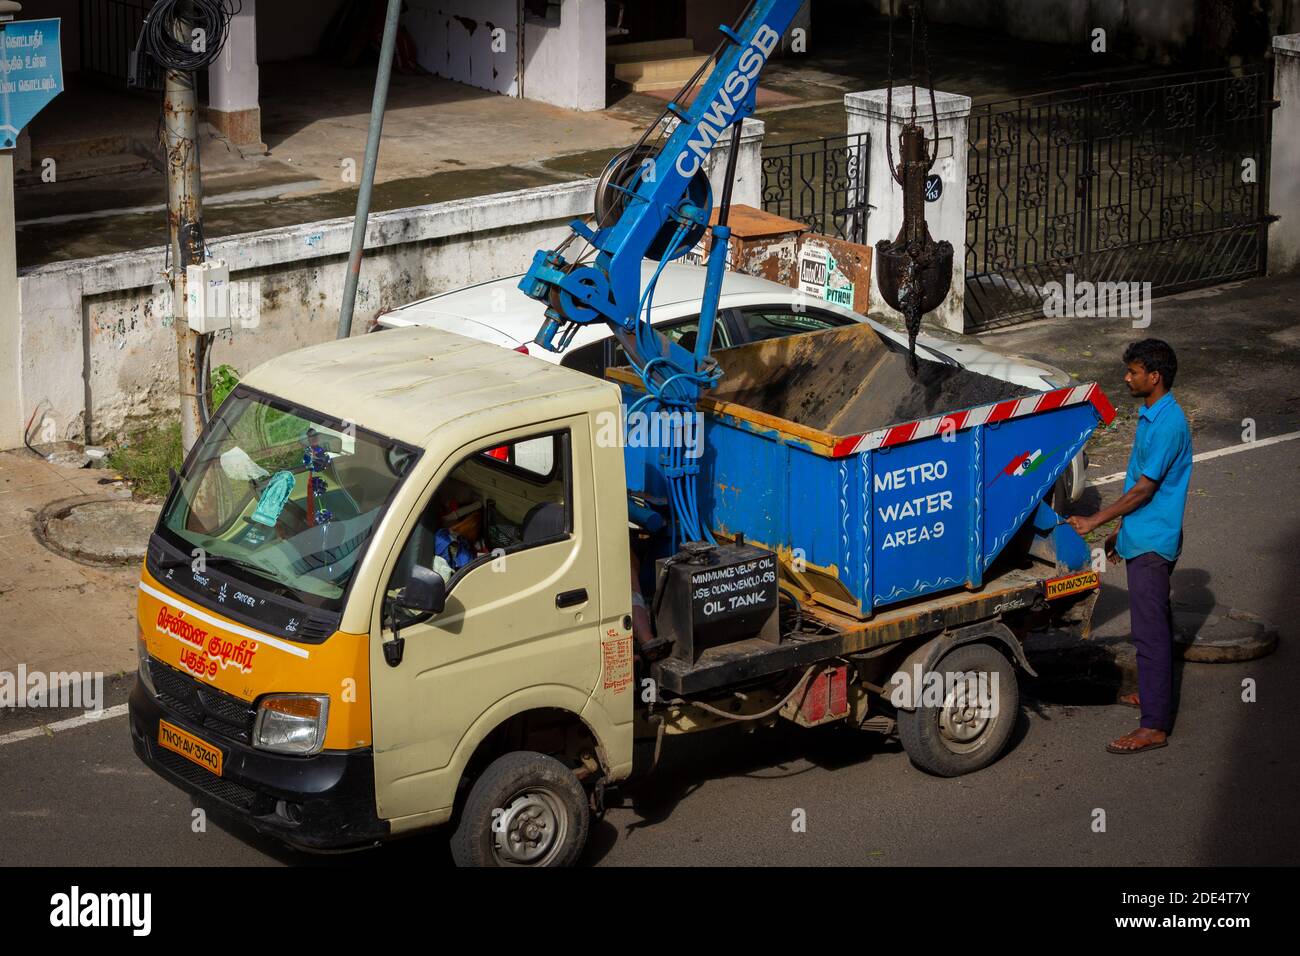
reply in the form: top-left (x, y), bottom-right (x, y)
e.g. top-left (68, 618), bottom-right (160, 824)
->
top-left (130, 326), bottom-right (636, 863)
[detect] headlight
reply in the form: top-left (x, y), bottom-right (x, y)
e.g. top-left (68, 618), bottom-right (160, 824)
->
top-left (137, 629), bottom-right (156, 696)
top-left (253, 695), bottom-right (330, 755)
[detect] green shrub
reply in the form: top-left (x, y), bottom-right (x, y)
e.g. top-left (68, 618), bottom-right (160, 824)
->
top-left (107, 421), bottom-right (183, 500)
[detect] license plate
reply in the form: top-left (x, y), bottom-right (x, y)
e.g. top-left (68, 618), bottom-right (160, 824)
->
top-left (1045, 570), bottom-right (1100, 600)
top-left (158, 720), bottom-right (224, 777)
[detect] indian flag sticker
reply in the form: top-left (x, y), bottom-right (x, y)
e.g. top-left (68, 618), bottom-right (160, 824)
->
top-left (989, 447), bottom-right (1060, 487)
top-left (1013, 449), bottom-right (1046, 475)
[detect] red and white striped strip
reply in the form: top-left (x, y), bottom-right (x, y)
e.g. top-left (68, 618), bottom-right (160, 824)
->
top-left (830, 383), bottom-right (1115, 457)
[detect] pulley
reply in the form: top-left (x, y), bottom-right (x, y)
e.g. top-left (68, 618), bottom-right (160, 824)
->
top-left (594, 145), bottom-right (712, 262)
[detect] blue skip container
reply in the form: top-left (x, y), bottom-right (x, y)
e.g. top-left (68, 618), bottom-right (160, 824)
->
top-left (616, 324), bottom-right (1115, 618)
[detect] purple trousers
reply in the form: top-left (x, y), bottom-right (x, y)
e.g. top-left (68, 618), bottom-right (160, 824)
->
top-left (1126, 551), bottom-right (1177, 732)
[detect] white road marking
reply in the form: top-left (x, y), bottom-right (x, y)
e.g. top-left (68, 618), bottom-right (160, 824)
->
top-left (0, 703), bottom-right (129, 747)
top-left (1091, 430), bottom-right (1300, 487)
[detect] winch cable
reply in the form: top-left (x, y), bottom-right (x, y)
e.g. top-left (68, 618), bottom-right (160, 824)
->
top-left (883, 0), bottom-right (939, 182)
top-left (882, 0), bottom-right (942, 371)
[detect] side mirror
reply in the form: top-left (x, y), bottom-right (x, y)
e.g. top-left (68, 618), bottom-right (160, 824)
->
top-left (399, 564), bottom-right (446, 615)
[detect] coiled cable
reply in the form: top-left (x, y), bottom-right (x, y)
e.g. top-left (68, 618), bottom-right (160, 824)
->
top-left (143, 0), bottom-right (242, 72)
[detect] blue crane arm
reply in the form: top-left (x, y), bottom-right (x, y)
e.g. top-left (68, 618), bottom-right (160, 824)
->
top-left (517, 0), bottom-right (804, 545)
top-left (518, 0), bottom-right (803, 395)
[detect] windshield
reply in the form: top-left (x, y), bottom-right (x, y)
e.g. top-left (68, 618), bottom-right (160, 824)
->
top-left (158, 386), bottom-right (421, 613)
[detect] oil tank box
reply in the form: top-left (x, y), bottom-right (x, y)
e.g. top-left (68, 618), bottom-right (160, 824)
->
top-left (655, 542), bottom-right (780, 664)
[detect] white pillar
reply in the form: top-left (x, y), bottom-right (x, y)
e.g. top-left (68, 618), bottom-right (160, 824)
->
top-left (523, 0), bottom-right (605, 112)
top-left (208, 0), bottom-right (263, 149)
top-left (846, 86), bottom-right (971, 332)
top-left (703, 118), bottom-right (766, 211)
top-left (0, 152), bottom-right (20, 449)
top-left (1268, 35), bottom-right (1300, 275)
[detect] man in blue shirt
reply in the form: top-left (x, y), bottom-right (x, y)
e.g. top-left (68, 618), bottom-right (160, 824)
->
top-left (1068, 339), bottom-right (1192, 755)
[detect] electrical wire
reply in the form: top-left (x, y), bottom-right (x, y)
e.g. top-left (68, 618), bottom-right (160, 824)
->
top-left (196, 331), bottom-right (213, 426)
top-left (142, 0), bottom-right (242, 73)
top-left (663, 665), bottom-right (817, 722)
top-left (22, 402), bottom-right (52, 460)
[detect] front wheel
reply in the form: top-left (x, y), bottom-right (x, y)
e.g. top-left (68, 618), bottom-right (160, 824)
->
top-left (450, 751), bottom-right (590, 867)
top-left (896, 642), bottom-right (1019, 777)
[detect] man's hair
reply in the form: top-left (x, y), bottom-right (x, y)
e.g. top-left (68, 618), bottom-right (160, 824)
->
top-left (1123, 338), bottom-right (1177, 388)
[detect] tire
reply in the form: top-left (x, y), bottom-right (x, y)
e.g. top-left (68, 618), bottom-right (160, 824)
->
top-left (896, 642), bottom-right (1019, 777)
top-left (450, 751), bottom-right (590, 867)
top-left (1050, 473), bottom-right (1069, 515)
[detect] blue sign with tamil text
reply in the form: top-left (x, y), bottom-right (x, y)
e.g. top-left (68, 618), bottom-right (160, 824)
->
top-left (1, 17), bottom-right (63, 149)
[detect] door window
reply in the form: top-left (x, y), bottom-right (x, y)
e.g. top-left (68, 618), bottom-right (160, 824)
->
top-left (609, 316), bottom-right (732, 367)
top-left (386, 431), bottom-right (571, 623)
top-left (736, 307), bottom-right (853, 343)
top-left (559, 340), bottom-right (610, 378)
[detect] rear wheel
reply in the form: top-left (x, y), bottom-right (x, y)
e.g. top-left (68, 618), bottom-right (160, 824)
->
top-left (450, 751), bottom-right (590, 867)
top-left (897, 642), bottom-right (1019, 777)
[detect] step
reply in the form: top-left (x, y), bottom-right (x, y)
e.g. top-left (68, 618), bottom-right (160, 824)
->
top-left (606, 37), bottom-right (696, 63)
top-left (15, 151), bottom-right (154, 187)
top-left (614, 52), bottom-right (712, 87)
top-left (29, 133), bottom-right (140, 162)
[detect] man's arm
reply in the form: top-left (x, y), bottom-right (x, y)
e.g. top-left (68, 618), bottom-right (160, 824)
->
top-left (1067, 476), bottom-right (1157, 536)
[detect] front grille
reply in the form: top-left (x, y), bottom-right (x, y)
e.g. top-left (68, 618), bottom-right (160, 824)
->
top-left (155, 749), bottom-right (262, 811)
top-left (149, 659), bottom-right (256, 743)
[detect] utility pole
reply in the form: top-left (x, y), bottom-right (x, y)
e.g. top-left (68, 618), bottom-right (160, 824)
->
top-left (162, 4), bottom-right (205, 451)
top-left (337, 0), bottom-right (402, 340)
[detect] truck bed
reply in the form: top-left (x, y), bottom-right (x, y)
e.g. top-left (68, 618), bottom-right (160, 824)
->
top-left (651, 556), bottom-right (1078, 695)
top-left (613, 322), bottom-right (1113, 621)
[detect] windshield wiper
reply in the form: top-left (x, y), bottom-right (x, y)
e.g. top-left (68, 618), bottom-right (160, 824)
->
top-left (157, 552), bottom-right (285, 582)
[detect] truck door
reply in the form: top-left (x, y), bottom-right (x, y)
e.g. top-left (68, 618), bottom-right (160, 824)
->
top-left (369, 417), bottom-right (602, 821)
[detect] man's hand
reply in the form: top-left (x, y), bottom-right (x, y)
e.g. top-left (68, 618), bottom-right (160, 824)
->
top-left (1104, 529), bottom-right (1121, 565)
top-left (1067, 514), bottom-right (1099, 537)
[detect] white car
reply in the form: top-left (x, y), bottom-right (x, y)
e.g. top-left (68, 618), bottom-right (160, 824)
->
top-left (376, 263), bottom-right (1087, 503)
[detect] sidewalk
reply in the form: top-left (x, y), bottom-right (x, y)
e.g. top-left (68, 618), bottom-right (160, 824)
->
top-left (0, 451), bottom-right (143, 685)
top-left (15, 12), bottom-right (1178, 270)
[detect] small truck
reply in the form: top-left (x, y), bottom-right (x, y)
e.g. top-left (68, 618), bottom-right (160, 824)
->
top-left (130, 0), bottom-right (1113, 866)
top-left (129, 321), bottom-right (1112, 866)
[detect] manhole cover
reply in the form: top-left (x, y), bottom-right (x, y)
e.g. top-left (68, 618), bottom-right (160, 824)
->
top-left (1174, 609), bottom-right (1278, 663)
top-left (36, 496), bottom-right (160, 566)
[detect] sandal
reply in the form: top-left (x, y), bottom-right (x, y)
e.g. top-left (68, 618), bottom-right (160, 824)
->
top-left (1106, 728), bottom-right (1168, 754)
top-left (1118, 692), bottom-right (1140, 709)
